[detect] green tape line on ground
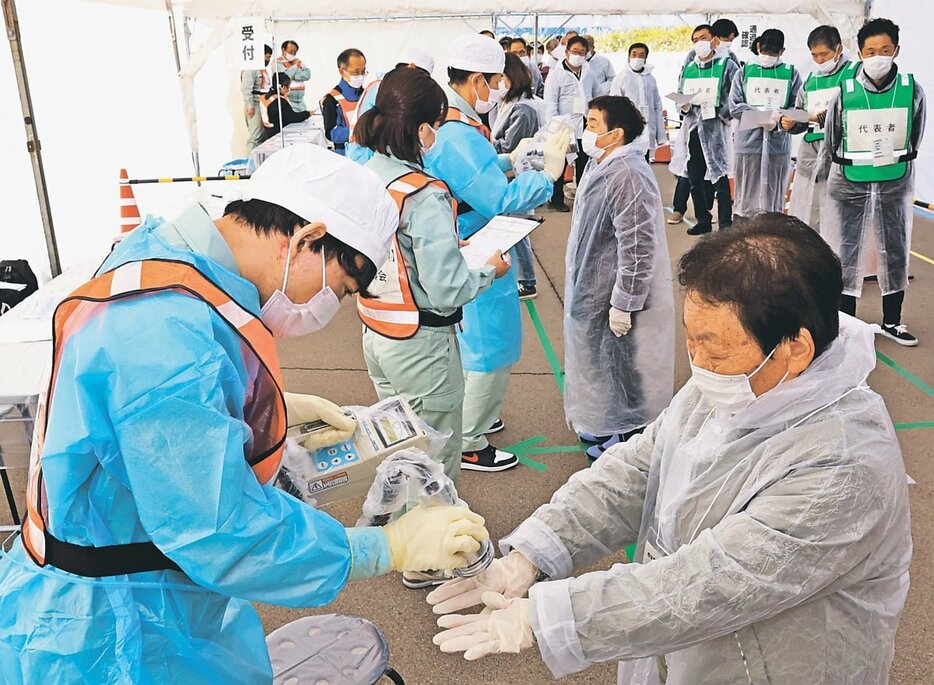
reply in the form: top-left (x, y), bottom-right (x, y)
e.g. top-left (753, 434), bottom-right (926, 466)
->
top-left (877, 351), bottom-right (934, 398)
top-left (895, 421), bottom-right (934, 431)
top-left (625, 543), bottom-right (636, 562)
top-left (524, 299), bottom-right (565, 395)
top-left (503, 435), bottom-right (548, 472)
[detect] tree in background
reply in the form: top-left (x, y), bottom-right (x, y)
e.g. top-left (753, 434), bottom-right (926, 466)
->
top-left (595, 25), bottom-right (693, 54)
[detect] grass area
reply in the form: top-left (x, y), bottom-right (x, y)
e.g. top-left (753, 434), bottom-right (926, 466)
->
top-left (594, 25), bottom-right (694, 54)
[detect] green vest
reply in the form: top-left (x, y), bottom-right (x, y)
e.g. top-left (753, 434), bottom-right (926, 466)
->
top-left (803, 61), bottom-right (859, 142)
top-left (840, 72), bottom-right (915, 183)
top-left (680, 58), bottom-right (727, 107)
top-left (743, 63), bottom-right (794, 110)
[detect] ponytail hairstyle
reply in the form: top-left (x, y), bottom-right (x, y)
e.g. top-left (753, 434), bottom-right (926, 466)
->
top-left (354, 66), bottom-right (448, 166)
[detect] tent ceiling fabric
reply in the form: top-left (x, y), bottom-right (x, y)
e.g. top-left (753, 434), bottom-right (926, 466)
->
top-left (84, 0), bottom-right (866, 20)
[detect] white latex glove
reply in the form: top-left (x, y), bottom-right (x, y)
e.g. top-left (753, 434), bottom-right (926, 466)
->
top-left (680, 102), bottom-right (692, 114)
top-left (541, 129), bottom-right (571, 182)
top-left (434, 592), bottom-right (534, 661)
top-left (284, 392), bottom-right (356, 449)
top-left (762, 113), bottom-right (779, 132)
top-left (609, 307), bottom-right (632, 337)
top-left (427, 551), bottom-right (539, 614)
top-left (509, 137), bottom-right (535, 166)
top-left (383, 505), bottom-right (489, 573)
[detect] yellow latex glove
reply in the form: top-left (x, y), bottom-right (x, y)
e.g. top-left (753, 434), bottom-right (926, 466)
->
top-left (284, 392), bottom-right (356, 450)
top-left (383, 505), bottom-right (489, 573)
top-left (434, 592), bottom-right (534, 660)
top-left (427, 551), bottom-right (539, 614)
top-left (509, 138), bottom-right (535, 167)
top-left (542, 129), bottom-right (571, 182)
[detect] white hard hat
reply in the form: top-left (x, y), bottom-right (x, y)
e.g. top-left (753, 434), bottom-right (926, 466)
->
top-left (448, 33), bottom-right (505, 74)
top-left (399, 47), bottom-right (434, 75)
top-left (244, 144), bottom-right (397, 268)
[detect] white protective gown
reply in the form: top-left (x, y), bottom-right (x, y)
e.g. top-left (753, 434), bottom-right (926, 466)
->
top-left (610, 64), bottom-right (668, 158)
top-left (563, 142), bottom-right (674, 437)
top-left (503, 315), bottom-right (911, 684)
top-left (728, 65), bottom-right (803, 218)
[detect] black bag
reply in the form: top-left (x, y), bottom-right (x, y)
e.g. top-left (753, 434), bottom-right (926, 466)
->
top-left (0, 259), bottom-right (39, 316)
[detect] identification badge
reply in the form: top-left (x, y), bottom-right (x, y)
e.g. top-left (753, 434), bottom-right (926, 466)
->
top-left (643, 539), bottom-right (666, 563)
top-left (573, 96), bottom-right (587, 114)
top-left (872, 136), bottom-right (896, 167)
top-left (701, 101), bottom-right (716, 120)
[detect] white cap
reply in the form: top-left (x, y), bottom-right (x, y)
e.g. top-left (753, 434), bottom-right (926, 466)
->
top-left (448, 33), bottom-right (505, 74)
top-left (399, 47), bottom-right (434, 75)
top-left (244, 144), bottom-right (397, 267)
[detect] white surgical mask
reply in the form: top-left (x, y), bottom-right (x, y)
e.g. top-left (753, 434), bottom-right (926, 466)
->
top-left (346, 74), bottom-right (366, 89)
top-left (860, 54), bottom-right (894, 81)
top-left (693, 40), bottom-right (713, 60)
top-left (581, 128), bottom-right (620, 158)
top-left (757, 54), bottom-right (780, 68)
top-left (419, 124), bottom-right (438, 157)
top-left (261, 244), bottom-right (341, 338)
top-left (568, 53), bottom-right (587, 68)
top-left (720, 40), bottom-right (733, 51)
top-left (689, 346), bottom-right (788, 415)
top-left (473, 77), bottom-right (501, 114)
top-left (629, 58), bottom-right (646, 71)
top-left (814, 54), bottom-right (841, 76)
top-left (285, 53), bottom-right (297, 62)
top-left (520, 55), bottom-right (532, 67)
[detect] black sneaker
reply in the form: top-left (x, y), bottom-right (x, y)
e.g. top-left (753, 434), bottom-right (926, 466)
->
top-left (686, 223), bottom-right (713, 236)
top-left (879, 323), bottom-right (918, 347)
top-left (461, 445), bottom-right (519, 472)
top-left (483, 418), bottom-right (505, 435)
top-left (518, 283), bottom-right (538, 301)
top-left (548, 202), bottom-right (571, 213)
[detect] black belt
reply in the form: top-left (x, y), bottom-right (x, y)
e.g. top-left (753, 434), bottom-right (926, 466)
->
top-left (832, 150), bottom-right (917, 166)
top-left (420, 308), bottom-right (462, 327)
top-left (43, 532), bottom-right (181, 577)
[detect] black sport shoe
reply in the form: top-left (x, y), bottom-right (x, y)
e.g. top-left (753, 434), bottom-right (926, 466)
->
top-left (548, 202), bottom-right (571, 213)
top-left (483, 418), bottom-right (505, 435)
top-left (461, 445), bottom-right (519, 472)
top-left (518, 283), bottom-right (538, 301)
top-left (686, 223), bottom-right (713, 236)
top-left (879, 323), bottom-right (918, 347)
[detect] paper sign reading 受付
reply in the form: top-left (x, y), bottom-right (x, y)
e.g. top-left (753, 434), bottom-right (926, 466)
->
top-left (236, 17), bottom-right (267, 69)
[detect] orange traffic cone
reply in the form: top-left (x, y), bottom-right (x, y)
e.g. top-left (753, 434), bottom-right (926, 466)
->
top-left (119, 168), bottom-right (141, 233)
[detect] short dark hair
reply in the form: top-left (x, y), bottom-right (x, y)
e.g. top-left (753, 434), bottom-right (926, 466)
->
top-left (858, 17), bottom-right (899, 49)
top-left (354, 66), bottom-right (448, 167)
top-left (447, 66), bottom-right (498, 85)
top-left (808, 25), bottom-right (842, 51)
top-left (222, 199), bottom-right (379, 297)
top-left (692, 24), bottom-right (714, 40)
top-left (337, 48), bottom-right (365, 69)
top-left (503, 52), bottom-right (533, 102)
top-left (588, 95), bottom-right (645, 144)
top-left (281, 40), bottom-right (298, 52)
top-left (678, 213), bottom-right (842, 358)
top-left (751, 36), bottom-right (761, 55)
top-left (712, 18), bottom-right (739, 39)
top-left (268, 72), bottom-right (290, 96)
top-left (509, 37), bottom-right (528, 49)
top-left (758, 28), bottom-right (785, 53)
top-left (479, 30), bottom-right (495, 38)
top-left (628, 42), bottom-right (650, 58)
top-left (264, 44), bottom-right (273, 55)
top-left (566, 35), bottom-right (589, 52)
top-left (499, 37), bottom-right (513, 49)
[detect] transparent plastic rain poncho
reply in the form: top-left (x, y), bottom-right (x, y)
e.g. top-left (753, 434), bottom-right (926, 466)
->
top-left (728, 65), bottom-right (803, 218)
top-left (819, 68), bottom-right (927, 297)
top-left (563, 142), bottom-right (674, 437)
top-left (502, 315), bottom-right (911, 684)
top-left (609, 65), bottom-right (668, 156)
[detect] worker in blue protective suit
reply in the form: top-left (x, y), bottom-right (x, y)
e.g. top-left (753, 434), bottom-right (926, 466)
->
top-left (320, 48), bottom-right (368, 156)
top-left (346, 48), bottom-right (436, 165)
top-left (423, 33), bottom-right (569, 473)
top-left (0, 144), bottom-right (489, 685)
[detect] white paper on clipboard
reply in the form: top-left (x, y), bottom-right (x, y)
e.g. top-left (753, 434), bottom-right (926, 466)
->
top-left (460, 215), bottom-right (545, 270)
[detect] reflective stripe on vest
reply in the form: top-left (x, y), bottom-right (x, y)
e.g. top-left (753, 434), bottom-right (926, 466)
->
top-left (277, 58), bottom-right (306, 90)
top-left (22, 259), bottom-right (287, 568)
top-left (356, 172), bottom-right (458, 339)
top-left (349, 79), bottom-right (381, 143)
top-left (328, 88), bottom-right (360, 140)
top-left (680, 57), bottom-right (727, 107)
top-left (445, 107), bottom-right (492, 141)
top-left (840, 72), bottom-right (914, 183)
top-left (803, 61), bottom-right (858, 142)
top-left (743, 62), bottom-right (794, 110)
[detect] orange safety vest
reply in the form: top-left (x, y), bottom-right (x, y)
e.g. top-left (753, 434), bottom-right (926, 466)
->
top-left (349, 79), bottom-right (382, 143)
top-left (22, 259), bottom-right (287, 575)
top-left (445, 106), bottom-right (492, 141)
top-left (323, 87), bottom-right (361, 140)
top-left (357, 172), bottom-right (459, 340)
top-left (277, 57), bottom-right (307, 91)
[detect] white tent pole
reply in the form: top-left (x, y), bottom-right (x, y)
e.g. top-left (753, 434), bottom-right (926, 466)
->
top-left (3, 0), bottom-right (61, 277)
top-left (166, 1), bottom-right (201, 177)
top-left (534, 13), bottom-right (539, 66)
